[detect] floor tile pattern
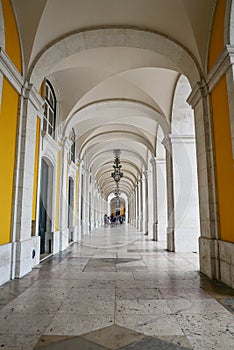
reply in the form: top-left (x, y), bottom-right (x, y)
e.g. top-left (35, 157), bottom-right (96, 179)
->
top-left (0, 225), bottom-right (233, 349)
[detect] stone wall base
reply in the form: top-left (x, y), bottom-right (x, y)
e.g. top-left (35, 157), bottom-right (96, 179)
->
top-left (199, 237), bottom-right (234, 289)
top-left (218, 240), bottom-right (234, 289)
top-left (0, 243), bottom-right (12, 285)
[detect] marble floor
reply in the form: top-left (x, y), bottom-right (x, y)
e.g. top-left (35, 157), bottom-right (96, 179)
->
top-left (0, 225), bottom-right (234, 350)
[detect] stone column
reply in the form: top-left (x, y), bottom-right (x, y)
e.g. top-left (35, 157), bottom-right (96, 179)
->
top-left (187, 80), bottom-right (219, 280)
top-left (162, 138), bottom-right (175, 251)
top-left (129, 192), bottom-right (133, 225)
top-left (137, 179), bottom-right (143, 231)
top-left (59, 137), bottom-right (72, 251)
top-left (12, 84), bottom-right (44, 278)
top-left (150, 158), bottom-right (158, 241)
top-left (77, 160), bottom-right (82, 237)
top-left (169, 136), bottom-right (200, 252)
top-left (83, 168), bottom-right (89, 235)
top-left (155, 157), bottom-right (167, 242)
top-left (135, 186), bottom-right (138, 228)
top-left (131, 191), bottom-right (134, 226)
top-left (79, 165), bottom-right (89, 235)
top-left (141, 172), bottom-right (148, 235)
top-left (146, 169), bottom-right (153, 239)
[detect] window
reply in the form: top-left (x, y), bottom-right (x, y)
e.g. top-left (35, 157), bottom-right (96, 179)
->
top-left (43, 80), bottom-right (56, 139)
top-left (70, 128), bottom-right (76, 163)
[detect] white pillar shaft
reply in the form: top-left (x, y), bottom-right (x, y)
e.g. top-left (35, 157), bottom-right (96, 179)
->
top-left (156, 159), bottom-right (167, 241)
top-left (142, 176), bottom-right (148, 234)
top-left (165, 144), bottom-right (175, 252)
top-left (151, 159), bottom-right (158, 241)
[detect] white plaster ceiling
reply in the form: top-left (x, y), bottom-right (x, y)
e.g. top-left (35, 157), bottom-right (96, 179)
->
top-left (12, 0), bottom-right (215, 198)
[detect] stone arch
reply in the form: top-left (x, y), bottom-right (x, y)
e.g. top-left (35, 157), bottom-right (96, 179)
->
top-left (225, 0), bottom-right (234, 44)
top-left (224, 0), bottom-right (234, 157)
top-left (79, 130), bottom-right (155, 160)
top-left (64, 99), bottom-right (170, 138)
top-left (29, 27), bottom-right (202, 90)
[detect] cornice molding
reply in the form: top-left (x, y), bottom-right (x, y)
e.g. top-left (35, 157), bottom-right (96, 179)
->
top-left (187, 80), bottom-right (208, 108)
top-left (0, 48), bottom-right (23, 94)
top-left (0, 48), bottom-right (44, 113)
top-left (207, 45), bottom-right (234, 92)
top-left (188, 46), bottom-right (234, 108)
top-left (42, 133), bottom-right (61, 153)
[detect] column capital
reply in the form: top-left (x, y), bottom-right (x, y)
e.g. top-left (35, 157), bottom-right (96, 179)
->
top-left (155, 156), bottom-right (166, 164)
top-left (162, 134), bottom-right (172, 148)
top-left (145, 169), bottom-right (152, 177)
top-left (169, 135), bottom-right (195, 144)
top-left (150, 157), bottom-right (157, 165)
top-left (137, 180), bottom-right (142, 187)
top-left (62, 136), bottom-right (73, 151)
top-left (24, 83), bottom-right (44, 115)
top-left (187, 80), bottom-right (209, 109)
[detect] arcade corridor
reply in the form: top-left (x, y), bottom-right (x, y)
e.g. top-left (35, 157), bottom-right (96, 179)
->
top-left (0, 225), bottom-right (233, 350)
top-left (1, 1), bottom-right (234, 348)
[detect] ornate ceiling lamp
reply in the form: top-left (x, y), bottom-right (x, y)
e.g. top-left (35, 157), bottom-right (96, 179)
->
top-left (111, 149), bottom-right (123, 184)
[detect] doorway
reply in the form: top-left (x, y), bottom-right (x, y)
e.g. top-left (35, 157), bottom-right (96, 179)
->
top-left (39, 158), bottom-right (53, 258)
top-left (68, 177), bottom-right (74, 243)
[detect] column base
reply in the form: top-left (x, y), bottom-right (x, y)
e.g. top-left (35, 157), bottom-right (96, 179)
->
top-left (52, 231), bottom-right (60, 254)
top-left (0, 243), bottom-right (12, 285)
top-left (152, 223), bottom-right (158, 241)
top-left (199, 236), bottom-right (219, 280)
top-left (15, 238), bottom-right (39, 278)
top-left (60, 228), bottom-right (69, 251)
top-left (167, 226), bottom-right (175, 251)
top-left (218, 240), bottom-right (234, 289)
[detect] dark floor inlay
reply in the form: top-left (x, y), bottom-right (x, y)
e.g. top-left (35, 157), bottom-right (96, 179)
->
top-left (82, 325), bottom-right (145, 349)
top-left (84, 258), bottom-right (141, 270)
top-left (119, 336), bottom-right (192, 350)
top-left (34, 335), bottom-right (108, 349)
top-left (217, 298), bottom-right (234, 314)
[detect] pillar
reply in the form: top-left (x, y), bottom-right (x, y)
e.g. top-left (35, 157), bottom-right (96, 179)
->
top-left (155, 157), bottom-right (167, 242)
top-left (141, 172), bottom-right (148, 235)
top-left (150, 158), bottom-right (158, 241)
top-left (187, 80), bottom-right (219, 279)
top-left (161, 138), bottom-right (175, 251)
top-left (137, 179), bottom-right (143, 231)
top-left (12, 84), bottom-right (44, 277)
top-left (60, 137), bottom-right (72, 250)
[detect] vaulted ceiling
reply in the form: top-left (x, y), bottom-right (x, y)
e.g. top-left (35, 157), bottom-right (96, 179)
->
top-left (12, 0), bottom-right (215, 198)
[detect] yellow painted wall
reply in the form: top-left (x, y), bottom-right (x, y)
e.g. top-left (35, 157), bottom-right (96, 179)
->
top-left (32, 118), bottom-right (41, 222)
top-left (0, 78), bottom-right (19, 244)
top-left (2, 0), bottom-right (22, 74)
top-left (208, 0), bottom-right (226, 72)
top-left (211, 76), bottom-right (234, 242)
top-left (55, 151), bottom-right (61, 231)
top-left (208, 0), bottom-right (234, 242)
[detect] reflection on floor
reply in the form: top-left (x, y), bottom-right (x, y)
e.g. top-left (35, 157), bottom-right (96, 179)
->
top-left (0, 225), bottom-right (234, 349)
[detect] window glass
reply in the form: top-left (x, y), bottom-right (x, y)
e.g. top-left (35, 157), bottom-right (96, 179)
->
top-left (43, 80), bottom-right (56, 139)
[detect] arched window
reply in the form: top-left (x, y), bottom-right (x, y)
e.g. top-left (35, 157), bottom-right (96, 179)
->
top-left (70, 128), bottom-right (76, 163)
top-left (43, 80), bottom-right (56, 139)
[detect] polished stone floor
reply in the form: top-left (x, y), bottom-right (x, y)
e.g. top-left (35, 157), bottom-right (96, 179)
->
top-left (0, 225), bottom-right (234, 349)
